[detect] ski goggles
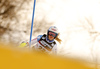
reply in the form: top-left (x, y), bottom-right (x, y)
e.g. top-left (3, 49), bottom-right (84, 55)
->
top-left (48, 31), bottom-right (57, 37)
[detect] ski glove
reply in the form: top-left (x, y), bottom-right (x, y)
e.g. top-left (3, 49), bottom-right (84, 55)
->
top-left (18, 41), bottom-right (29, 48)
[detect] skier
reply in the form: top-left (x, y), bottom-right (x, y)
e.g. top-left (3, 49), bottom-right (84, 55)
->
top-left (20, 26), bottom-right (61, 54)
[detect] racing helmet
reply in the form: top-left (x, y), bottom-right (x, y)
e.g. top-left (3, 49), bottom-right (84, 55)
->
top-left (47, 26), bottom-right (58, 39)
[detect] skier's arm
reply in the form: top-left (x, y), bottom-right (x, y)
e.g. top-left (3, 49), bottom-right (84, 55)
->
top-left (27, 35), bottom-right (43, 45)
top-left (19, 35), bottom-right (43, 47)
top-left (29, 37), bottom-right (37, 45)
top-left (19, 37), bottom-right (37, 47)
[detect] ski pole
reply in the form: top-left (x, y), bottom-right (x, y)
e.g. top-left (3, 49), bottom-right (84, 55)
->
top-left (29, 0), bottom-right (36, 48)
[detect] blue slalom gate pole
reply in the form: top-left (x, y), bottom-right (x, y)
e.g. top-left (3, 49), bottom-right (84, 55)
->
top-left (29, 0), bottom-right (36, 48)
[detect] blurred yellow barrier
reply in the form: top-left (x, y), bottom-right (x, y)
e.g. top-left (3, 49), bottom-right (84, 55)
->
top-left (0, 43), bottom-right (93, 69)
